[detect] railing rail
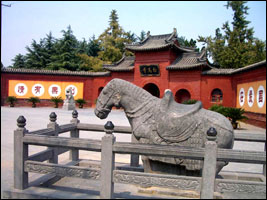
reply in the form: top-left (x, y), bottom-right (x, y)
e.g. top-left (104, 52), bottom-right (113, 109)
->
top-left (23, 134), bottom-right (102, 151)
top-left (234, 132), bottom-right (266, 142)
top-left (77, 123), bottom-right (132, 133)
top-left (13, 110), bottom-right (266, 199)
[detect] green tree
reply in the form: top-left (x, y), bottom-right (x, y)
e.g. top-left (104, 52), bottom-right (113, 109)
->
top-left (77, 38), bottom-right (88, 54)
top-left (198, 1), bottom-right (266, 68)
top-left (178, 36), bottom-right (199, 52)
top-left (77, 53), bottom-right (104, 72)
top-left (97, 10), bottom-right (134, 63)
top-left (48, 25), bottom-right (80, 71)
top-left (24, 39), bottom-right (47, 69)
top-left (12, 32), bottom-right (56, 69)
top-left (138, 30), bottom-right (146, 42)
top-left (42, 32), bottom-right (57, 66)
top-left (11, 54), bottom-right (26, 68)
top-left (87, 35), bottom-right (101, 57)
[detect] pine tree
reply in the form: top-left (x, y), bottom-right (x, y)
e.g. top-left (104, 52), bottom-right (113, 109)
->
top-left (25, 39), bottom-right (47, 69)
top-left (48, 25), bottom-right (80, 71)
top-left (198, 1), bottom-right (266, 68)
top-left (178, 36), bottom-right (199, 51)
top-left (87, 35), bottom-right (101, 57)
top-left (43, 32), bottom-right (56, 65)
top-left (97, 10), bottom-right (134, 63)
top-left (138, 30), bottom-right (146, 42)
top-left (11, 54), bottom-right (26, 68)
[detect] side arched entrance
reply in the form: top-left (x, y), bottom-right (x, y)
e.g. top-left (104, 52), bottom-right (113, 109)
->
top-left (175, 89), bottom-right (191, 103)
top-left (143, 83), bottom-right (160, 98)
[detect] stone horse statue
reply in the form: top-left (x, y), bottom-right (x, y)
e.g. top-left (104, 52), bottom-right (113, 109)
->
top-left (95, 79), bottom-right (234, 176)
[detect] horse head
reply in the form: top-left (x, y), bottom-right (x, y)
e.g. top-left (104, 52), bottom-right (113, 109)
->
top-left (94, 79), bottom-right (121, 119)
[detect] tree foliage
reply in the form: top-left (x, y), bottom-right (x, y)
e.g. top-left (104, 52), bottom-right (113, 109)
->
top-left (178, 36), bottom-right (199, 52)
top-left (198, 1), bottom-right (266, 68)
top-left (11, 54), bottom-right (26, 68)
top-left (47, 25), bottom-right (80, 71)
top-left (97, 10), bottom-right (135, 63)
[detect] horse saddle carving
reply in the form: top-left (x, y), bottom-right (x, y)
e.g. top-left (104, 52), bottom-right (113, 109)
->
top-left (155, 89), bottom-right (202, 143)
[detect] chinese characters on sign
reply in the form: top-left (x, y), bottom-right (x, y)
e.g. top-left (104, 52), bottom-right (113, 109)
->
top-left (32, 84), bottom-right (45, 97)
top-left (10, 81), bottom-right (83, 100)
top-left (48, 84), bottom-right (61, 97)
top-left (257, 85), bottom-right (265, 108)
top-left (15, 83), bottom-right (28, 96)
top-left (65, 85), bottom-right (78, 97)
top-left (238, 85), bottom-right (265, 109)
top-left (239, 88), bottom-right (245, 107)
top-left (247, 87), bottom-right (254, 107)
top-left (140, 65), bottom-right (160, 76)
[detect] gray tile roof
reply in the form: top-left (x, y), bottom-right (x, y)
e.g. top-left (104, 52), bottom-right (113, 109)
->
top-left (202, 60), bottom-right (266, 75)
top-left (103, 56), bottom-right (135, 72)
top-left (166, 50), bottom-right (208, 70)
top-left (126, 29), bottom-right (194, 52)
top-left (201, 68), bottom-right (235, 75)
top-left (1, 68), bottom-right (111, 77)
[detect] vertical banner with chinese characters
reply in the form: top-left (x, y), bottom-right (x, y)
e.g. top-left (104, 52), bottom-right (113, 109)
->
top-left (8, 80), bottom-right (83, 100)
top-left (237, 80), bottom-right (266, 114)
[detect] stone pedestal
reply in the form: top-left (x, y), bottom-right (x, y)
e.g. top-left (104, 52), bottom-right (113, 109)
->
top-left (63, 100), bottom-right (75, 110)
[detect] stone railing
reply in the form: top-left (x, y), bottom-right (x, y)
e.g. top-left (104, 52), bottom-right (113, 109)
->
top-left (12, 110), bottom-right (266, 199)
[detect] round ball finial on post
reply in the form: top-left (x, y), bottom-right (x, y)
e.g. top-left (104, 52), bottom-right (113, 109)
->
top-left (104, 121), bottom-right (114, 134)
top-left (207, 127), bottom-right (217, 141)
top-left (17, 115), bottom-right (26, 128)
top-left (49, 112), bottom-right (57, 122)
top-left (72, 110), bottom-right (78, 119)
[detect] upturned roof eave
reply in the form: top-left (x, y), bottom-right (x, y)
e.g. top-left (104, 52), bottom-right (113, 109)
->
top-left (202, 60), bottom-right (266, 75)
top-left (102, 66), bottom-right (134, 72)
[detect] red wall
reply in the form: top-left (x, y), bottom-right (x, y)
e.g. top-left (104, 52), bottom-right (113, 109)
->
top-left (169, 70), bottom-right (202, 101)
top-left (201, 75), bottom-right (234, 109)
top-left (134, 49), bottom-right (177, 97)
top-left (232, 66), bottom-right (266, 128)
top-left (232, 66), bottom-right (266, 107)
top-left (1, 73), bottom-right (108, 107)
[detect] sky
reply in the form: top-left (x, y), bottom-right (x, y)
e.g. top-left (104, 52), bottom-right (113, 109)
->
top-left (1, 1), bottom-right (266, 67)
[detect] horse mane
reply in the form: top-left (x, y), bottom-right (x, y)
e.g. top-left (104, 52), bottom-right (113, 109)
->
top-left (109, 79), bottom-right (153, 101)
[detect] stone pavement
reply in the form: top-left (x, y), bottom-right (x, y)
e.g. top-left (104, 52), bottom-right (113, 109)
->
top-left (1, 106), bottom-right (266, 198)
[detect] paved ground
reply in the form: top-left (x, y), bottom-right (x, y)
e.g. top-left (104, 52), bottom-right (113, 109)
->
top-left (1, 106), bottom-right (266, 198)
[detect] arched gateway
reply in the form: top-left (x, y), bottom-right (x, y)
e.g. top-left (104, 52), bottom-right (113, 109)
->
top-left (175, 89), bottom-right (191, 103)
top-left (143, 83), bottom-right (160, 98)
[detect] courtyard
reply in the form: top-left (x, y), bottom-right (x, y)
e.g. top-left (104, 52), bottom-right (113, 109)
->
top-left (1, 106), bottom-right (266, 198)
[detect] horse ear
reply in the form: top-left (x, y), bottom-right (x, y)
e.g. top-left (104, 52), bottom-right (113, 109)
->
top-left (113, 93), bottom-right (121, 108)
top-left (160, 89), bottom-right (173, 112)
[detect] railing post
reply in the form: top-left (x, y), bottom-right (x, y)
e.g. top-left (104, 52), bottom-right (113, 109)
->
top-left (264, 138), bottom-right (266, 177)
top-left (130, 134), bottom-right (139, 167)
top-left (201, 127), bottom-right (218, 199)
top-left (100, 121), bottom-right (116, 199)
top-left (47, 112), bottom-right (59, 164)
top-left (70, 110), bottom-right (80, 161)
top-left (14, 115), bottom-right (29, 190)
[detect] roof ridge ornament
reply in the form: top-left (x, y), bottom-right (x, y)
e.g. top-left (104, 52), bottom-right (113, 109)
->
top-left (146, 31), bottom-right (150, 37)
top-left (197, 48), bottom-right (207, 62)
top-left (173, 28), bottom-right (177, 36)
top-left (166, 28), bottom-right (177, 43)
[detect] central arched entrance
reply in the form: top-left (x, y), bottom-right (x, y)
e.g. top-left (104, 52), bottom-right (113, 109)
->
top-left (175, 89), bottom-right (191, 103)
top-left (143, 83), bottom-right (160, 98)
